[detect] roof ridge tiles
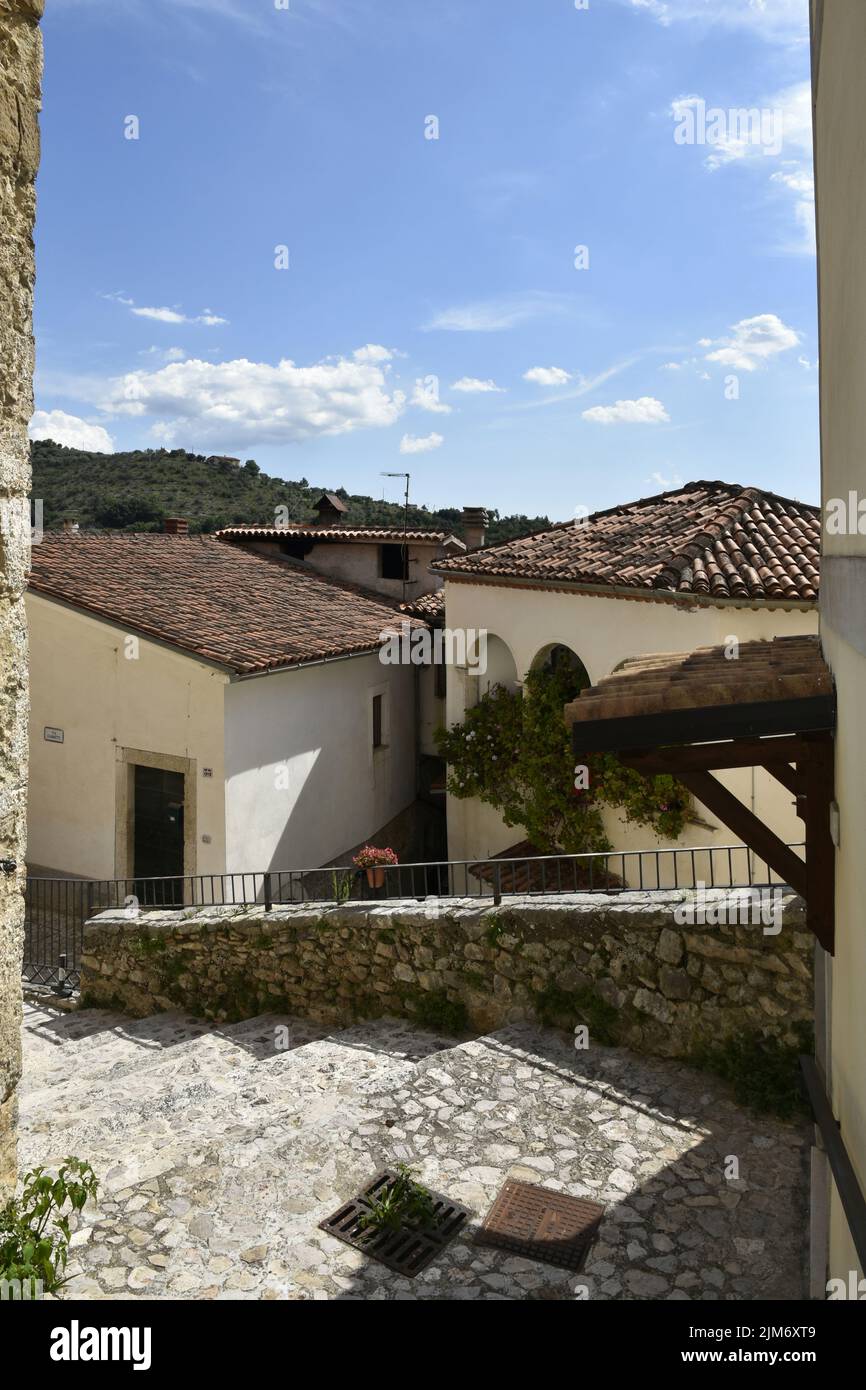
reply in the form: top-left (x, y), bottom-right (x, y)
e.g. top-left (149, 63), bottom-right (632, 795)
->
top-left (431, 478), bottom-right (820, 603)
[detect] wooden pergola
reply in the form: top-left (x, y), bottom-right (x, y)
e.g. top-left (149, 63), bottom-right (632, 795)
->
top-left (564, 636), bottom-right (837, 952)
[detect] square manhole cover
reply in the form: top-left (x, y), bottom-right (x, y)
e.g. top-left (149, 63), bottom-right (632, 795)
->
top-left (474, 1178), bottom-right (604, 1272)
top-left (319, 1169), bottom-right (471, 1278)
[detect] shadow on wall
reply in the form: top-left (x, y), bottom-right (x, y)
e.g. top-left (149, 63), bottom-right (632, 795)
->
top-left (223, 656), bottom-right (417, 874)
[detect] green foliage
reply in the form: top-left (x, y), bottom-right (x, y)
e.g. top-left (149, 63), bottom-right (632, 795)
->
top-left (462, 969), bottom-right (486, 991)
top-left (533, 983), bottom-right (620, 1045)
top-left (484, 919), bottom-right (505, 948)
top-left (689, 1022), bottom-right (813, 1119)
top-left (359, 1165), bottom-right (436, 1234)
top-left (130, 931), bottom-right (166, 957)
top-left (331, 870), bottom-right (352, 905)
top-left (0, 1158), bottom-right (99, 1297)
top-left (31, 440), bottom-right (550, 543)
top-left (436, 664), bottom-right (688, 856)
top-left (411, 988), bottom-right (468, 1035)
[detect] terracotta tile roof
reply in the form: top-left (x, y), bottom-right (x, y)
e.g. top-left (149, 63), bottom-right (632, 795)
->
top-left (565, 635), bottom-right (831, 727)
top-left (433, 481), bottom-right (820, 603)
top-left (28, 533), bottom-right (425, 675)
top-left (218, 525), bottom-right (463, 546)
top-left (400, 589), bottom-right (445, 621)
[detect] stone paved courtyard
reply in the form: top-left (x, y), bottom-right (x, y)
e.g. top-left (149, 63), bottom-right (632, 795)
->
top-left (19, 1001), bottom-right (809, 1300)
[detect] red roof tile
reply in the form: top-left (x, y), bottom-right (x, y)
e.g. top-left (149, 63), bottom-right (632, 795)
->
top-left (400, 589), bottom-right (445, 621)
top-left (28, 533), bottom-right (424, 675)
top-left (433, 481), bottom-right (820, 603)
top-left (218, 525), bottom-right (463, 545)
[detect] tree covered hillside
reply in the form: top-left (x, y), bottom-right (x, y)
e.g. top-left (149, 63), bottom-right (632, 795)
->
top-left (31, 440), bottom-right (550, 545)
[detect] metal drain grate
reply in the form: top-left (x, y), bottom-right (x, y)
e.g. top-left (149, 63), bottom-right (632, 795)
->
top-left (319, 1170), bottom-right (471, 1277)
top-left (474, 1179), bottom-right (604, 1272)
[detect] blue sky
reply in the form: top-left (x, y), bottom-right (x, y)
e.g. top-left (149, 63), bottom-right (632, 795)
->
top-left (32, 0), bottom-right (818, 520)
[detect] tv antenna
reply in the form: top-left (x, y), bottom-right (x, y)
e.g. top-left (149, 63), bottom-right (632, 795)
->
top-left (381, 471), bottom-right (410, 603)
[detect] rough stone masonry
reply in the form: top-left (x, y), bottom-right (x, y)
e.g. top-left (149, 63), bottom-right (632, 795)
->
top-left (0, 0), bottom-right (41, 1192)
top-left (81, 891), bottom-right (814, 1059)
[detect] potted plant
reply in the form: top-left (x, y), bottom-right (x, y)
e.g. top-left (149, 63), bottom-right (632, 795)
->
top-left (353, 845), bottom-right (398, 889)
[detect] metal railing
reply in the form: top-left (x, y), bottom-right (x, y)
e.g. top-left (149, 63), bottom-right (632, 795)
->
top-left (23, 841), bottom-right (803, 991)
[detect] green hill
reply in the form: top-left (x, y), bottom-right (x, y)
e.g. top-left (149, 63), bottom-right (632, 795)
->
top-left (31, 440), bottom-right (549, 546)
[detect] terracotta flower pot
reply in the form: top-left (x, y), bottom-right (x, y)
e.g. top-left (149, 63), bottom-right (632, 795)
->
top-left (366, 866), bottom-right (386, 889)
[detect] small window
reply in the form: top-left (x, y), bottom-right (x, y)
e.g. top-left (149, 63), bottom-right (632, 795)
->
top-left (434, 657), bottom-right (447, 700)
top-left (380, 543), bottom-right (408, 580)
top-left (372, 693), bottom-right (384, 749)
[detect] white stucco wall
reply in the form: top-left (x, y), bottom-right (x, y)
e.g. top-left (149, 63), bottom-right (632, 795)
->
top-left (303, 540), bottom-right (445, 602)
top-left (442, 579), bottom-right (818, 879)
top-left (223, 651), bottom-right (417, 872)
top-left (239, 538), bottom-right (447, 603)
top-left (813, 0), bottom-right (866, 1286)
top-left (26, 593), bottom-right (228, 879)
top-left (418, 664), bottom-right (445, 759)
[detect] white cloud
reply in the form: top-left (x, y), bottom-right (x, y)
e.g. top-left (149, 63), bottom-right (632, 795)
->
top-left (703, 313), bottom-right (799, 371)
top-left (623, 0), bottom-right (808, 43)
top-left (29, 409), bottom-right (115, 453)
top-left (108, 293), bottom-right (228, 326)
top-left (647, 470), bottom-right (684, 490)
top-left (660, 361), bottom-right (682, 371)
top-left (353, 344), bottom-right (395, 363)
top-left (582, 396), bottom-right (670, 425)
top-left (400, 432), bottom-right (444, 455)
top-left (142, 345), bottom-right (187, 363)
top-left (424, 292), bottom-right (564, 333)
top-left (450, 377), bottom-right (505, 394)
top-left (514, 359), bottom-right (638, 411)
top-left (131, 305), bottom-right (187, 324)
top-left (97, 351), bottom-right (407, 447)
top-left (671, 82), bottom-right (814, 253)
top-left (523, 366), bottom-right (571, 387)
top-left (411, 380), bottom-right (452, 414)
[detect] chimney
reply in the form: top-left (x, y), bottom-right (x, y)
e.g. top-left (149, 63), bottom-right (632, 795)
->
top-left (61, 519), bottom-right (79, 534)
top-left (164, 517), bottom-right (189, 536)
top-left (462, 506), bottom-right (488, 551)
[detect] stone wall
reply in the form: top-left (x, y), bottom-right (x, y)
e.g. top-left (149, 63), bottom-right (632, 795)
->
top-left (80, 890), bottom-right (814, 1060)
top-left (0, 0), bottom-right (41, 1193)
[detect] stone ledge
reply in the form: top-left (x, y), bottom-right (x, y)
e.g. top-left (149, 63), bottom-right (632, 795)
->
top-left (80, 889), bottom-right (813, 1063)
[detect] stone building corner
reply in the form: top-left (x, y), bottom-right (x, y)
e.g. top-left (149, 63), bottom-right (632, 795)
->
top-left (0, 0), bottom-right (42, 1192)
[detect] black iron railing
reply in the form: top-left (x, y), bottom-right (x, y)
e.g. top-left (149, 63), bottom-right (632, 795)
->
top-left (23, 841), bottom-right (803, 991)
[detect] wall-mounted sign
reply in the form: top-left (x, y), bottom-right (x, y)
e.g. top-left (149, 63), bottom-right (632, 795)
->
top-left (202, 768), bottom-right (213, 778)
top-left (44, 727), bottom-right (64, 744)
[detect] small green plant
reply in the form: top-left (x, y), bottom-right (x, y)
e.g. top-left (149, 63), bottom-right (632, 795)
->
top-left (0, 1157), bottom-right (98, 1297)
top-left (130, 932), bottom-right (166, 958)
top-left (462, 969), bottom-right (486, 991)
top-left (533, 983), bottom-right (620, 1045)
top-left (360, 1165), bottom-right (436, 1234)
top-left (412, 988), bottom-right (468, 1035)
top-left (331, 871), bottom-right (352, 905)
top-left (485, 919), bottom-right (505, 949)
top-left (689, 1023), bottom-right (812, 1119)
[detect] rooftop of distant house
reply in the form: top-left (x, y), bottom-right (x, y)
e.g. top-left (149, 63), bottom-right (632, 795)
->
top-left (400, 589), bottom-right (446, 622)
top-left (432, 481), bottom-right (821, 604)
top-left (217, 524), bottom-right (465, 547)
top-left (27, 531), bottom-right (423, 675)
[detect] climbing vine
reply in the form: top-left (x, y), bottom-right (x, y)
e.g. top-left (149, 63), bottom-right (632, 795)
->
top-left (435, 663), bottom-right (688, 855)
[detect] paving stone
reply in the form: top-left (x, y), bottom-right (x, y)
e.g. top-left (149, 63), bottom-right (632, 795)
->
top-left (19, 1005), bottom-right (809, 1302)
